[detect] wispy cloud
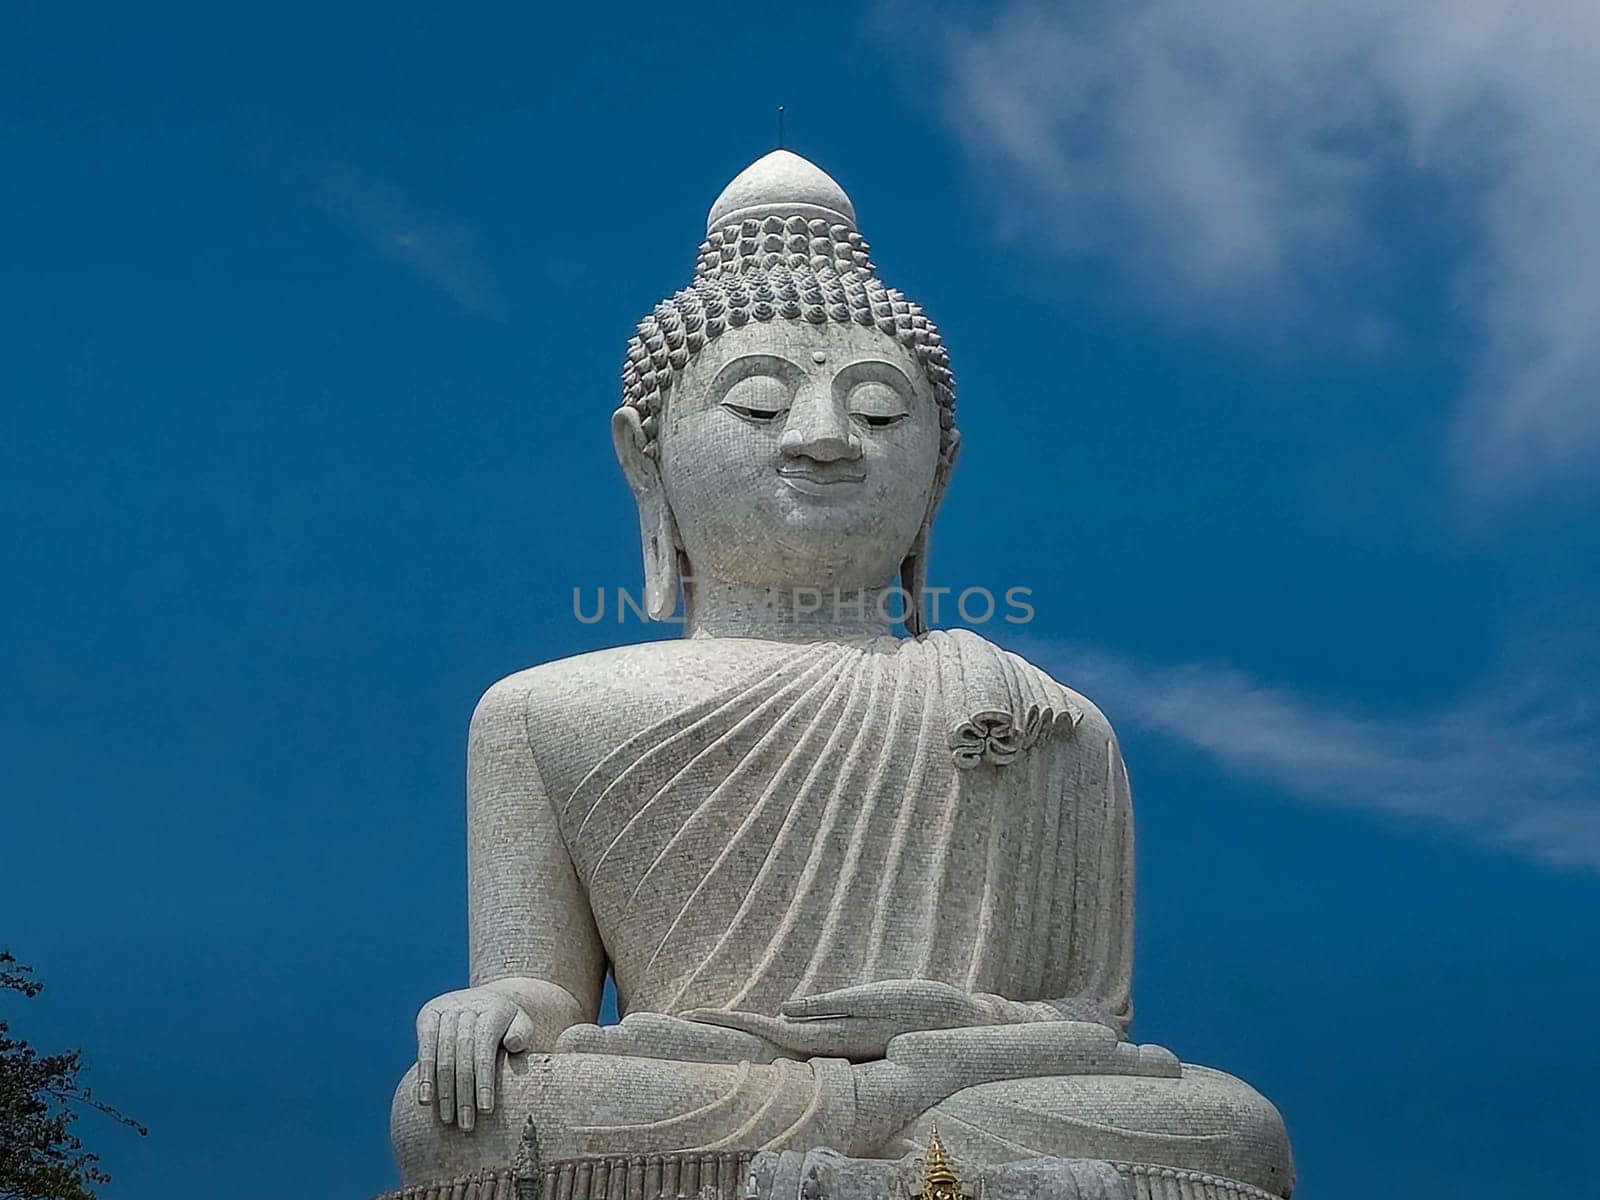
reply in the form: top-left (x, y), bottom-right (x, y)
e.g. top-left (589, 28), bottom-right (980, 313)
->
top-left (1030, 641), bottom-right (1600, 870)
top-left (933, 0), bottom-right (1600, 494)
top-left (315, 162), bottom-right (504, 316)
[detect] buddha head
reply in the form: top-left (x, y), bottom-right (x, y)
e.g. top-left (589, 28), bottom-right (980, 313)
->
top-left (612, 150), bottom-right (960, 633)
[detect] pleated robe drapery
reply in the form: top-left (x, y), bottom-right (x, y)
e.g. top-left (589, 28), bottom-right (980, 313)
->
top-left (558, 629), bottom-right (1135, 1032)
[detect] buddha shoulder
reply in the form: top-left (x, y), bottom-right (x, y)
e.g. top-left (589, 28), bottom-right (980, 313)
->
top-left (468, 639), bottom-right (807, 771)
top-left (923, 627), bottom-right (1120, 753)
top-left (1010, 647), bottom-right (1118, 746)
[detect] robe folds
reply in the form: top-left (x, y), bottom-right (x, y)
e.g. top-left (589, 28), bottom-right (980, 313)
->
top-left (557, 629), bottom-right (1135, 1028)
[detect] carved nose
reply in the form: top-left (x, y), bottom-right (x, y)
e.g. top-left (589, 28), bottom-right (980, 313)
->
top-left (780, 396), bottom-right (862, 462)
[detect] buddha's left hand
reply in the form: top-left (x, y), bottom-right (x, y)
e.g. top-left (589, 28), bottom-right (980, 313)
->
top-left (687, 980), bottom-right (1020, 1060)
top-left (555, 1011), bottom-right (786, 1064)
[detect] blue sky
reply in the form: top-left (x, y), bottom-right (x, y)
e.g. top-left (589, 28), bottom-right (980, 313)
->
top-left (3, 3), bottom-right (1597, 1197)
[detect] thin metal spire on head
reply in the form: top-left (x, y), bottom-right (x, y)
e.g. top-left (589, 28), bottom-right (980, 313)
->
top-left (776, 105), bottom-right (786, 150)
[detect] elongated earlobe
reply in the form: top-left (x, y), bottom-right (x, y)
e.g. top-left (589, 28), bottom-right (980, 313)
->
top-left (640, 502), bottom-right (683, 620)
top-left (611, 407), bottom-right (682, 621)
top-left (902, 432), bottom-right (959, 636)
top-left (900, 526), bottom-right (931, 637)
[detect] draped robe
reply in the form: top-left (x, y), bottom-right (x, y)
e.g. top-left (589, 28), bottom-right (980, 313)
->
top-left (557, 630), bottom-right (1135, 1027)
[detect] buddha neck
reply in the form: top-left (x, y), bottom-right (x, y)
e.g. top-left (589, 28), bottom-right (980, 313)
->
top-left (683, 579), bottom-right (895, 643)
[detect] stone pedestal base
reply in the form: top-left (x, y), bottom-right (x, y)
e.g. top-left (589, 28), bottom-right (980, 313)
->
top-left (375, 1145), bottom-right (1287, 1200)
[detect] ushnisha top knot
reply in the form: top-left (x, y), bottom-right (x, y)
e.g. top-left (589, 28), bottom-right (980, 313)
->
top-left (697, 150), bottom-right (873, 278)
top-left (621, 150), bottom-right (956, 469)
top-left (705, 149), bottom-right (857, 233)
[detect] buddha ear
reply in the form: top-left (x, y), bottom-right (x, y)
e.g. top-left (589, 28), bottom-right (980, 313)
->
top-left (611, 406), bottom-right (682, 621)
top-left (900, 535), bottom-right (930, 637)
top-left (900, 432), bottom-right (960, 637)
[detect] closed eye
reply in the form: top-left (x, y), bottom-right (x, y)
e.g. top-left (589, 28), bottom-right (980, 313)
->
top-left (844, 379), bottom-right (912, 431)
top-left (723, 402), bottom-right (787, 424)
top-left (720, 371), bottom-right (793, 424)
top-left (851, 412), bottom-right (909, 430)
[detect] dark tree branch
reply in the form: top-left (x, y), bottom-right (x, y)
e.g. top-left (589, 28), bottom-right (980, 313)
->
top-left (1, 951), bottom-right (145, 1200)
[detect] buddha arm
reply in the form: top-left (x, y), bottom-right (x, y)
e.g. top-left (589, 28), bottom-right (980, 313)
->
top-left (465, 676), bottom-right (606, 1033)
top-left (1041, 728), bottom-right (1135, 1036)
top-left (971, 727), bottom-right (1136, 1037)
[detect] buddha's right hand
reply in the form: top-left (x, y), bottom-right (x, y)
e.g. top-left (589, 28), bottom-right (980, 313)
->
top-left (414, 978), bottom-right (585, 1131)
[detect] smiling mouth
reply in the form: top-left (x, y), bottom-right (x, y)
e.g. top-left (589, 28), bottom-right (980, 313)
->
top-left (777, 465), bottom-right (867, 496)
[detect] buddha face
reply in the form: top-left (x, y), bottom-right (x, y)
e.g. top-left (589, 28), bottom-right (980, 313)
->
top-left (652, 319), bottom-right (944, 593)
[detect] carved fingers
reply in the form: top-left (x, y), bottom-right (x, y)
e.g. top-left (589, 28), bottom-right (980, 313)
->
top-left (413, 988), bottom-right (527, 1129)
top-left (502, 1008), bottom-right (537, 1054)
top-left (782, 979), bottom-right (998, 1027)
top-left (685, 1008), bottom-right (896, 1060)
top-left (415, 1005), bottom-right (441, 1106)
top-left (454, 1011), bottom-right (476, 1129)
top-left (432, 1009), bottom-right (458, 1121)
top-left (554, 1012), bottom-right (783, 1063)
top-left (686, 981), bottom-right (1007, 1061)
top-left (472, 1008), bottom-right (507, 1112)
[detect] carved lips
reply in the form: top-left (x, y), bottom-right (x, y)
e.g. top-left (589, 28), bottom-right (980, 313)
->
top-left (776, 463), bottom-right (867, 496)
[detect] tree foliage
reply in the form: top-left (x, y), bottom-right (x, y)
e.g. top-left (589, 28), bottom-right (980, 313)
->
top-left (0, 952), bottom-right (144, 1200)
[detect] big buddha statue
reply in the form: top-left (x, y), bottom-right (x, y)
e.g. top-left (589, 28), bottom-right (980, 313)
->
top-left (388, 150), bottom-right (1295, 1200)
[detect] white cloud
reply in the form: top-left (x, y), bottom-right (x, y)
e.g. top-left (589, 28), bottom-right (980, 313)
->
top-left (315, 162), bottom-right (504, 316)
top-left (937, 0), bottom-right (1600, 493)
top-left (1031, 641), bottom-right (1600, 871)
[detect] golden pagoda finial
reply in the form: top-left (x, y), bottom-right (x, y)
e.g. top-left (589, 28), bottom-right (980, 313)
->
top-left (916, 1124), bottom-right (968, 1200)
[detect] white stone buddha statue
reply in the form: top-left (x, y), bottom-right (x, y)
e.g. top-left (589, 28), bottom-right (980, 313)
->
top-left (388, 151), bottom-right (1294, 1200)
